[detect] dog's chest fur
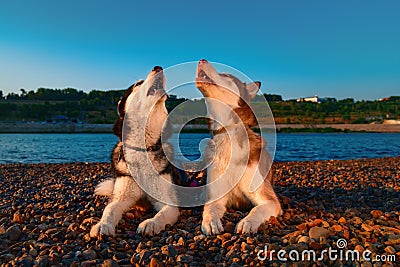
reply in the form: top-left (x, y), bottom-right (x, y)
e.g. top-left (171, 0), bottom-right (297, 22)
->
top-left (206, 128), bottom-right (267, 209)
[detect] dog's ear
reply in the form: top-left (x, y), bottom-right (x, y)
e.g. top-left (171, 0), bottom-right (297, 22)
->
top-left (117, 100), bottom-right (122, 115)
top-left (246, 81), bottom-right (261, 99)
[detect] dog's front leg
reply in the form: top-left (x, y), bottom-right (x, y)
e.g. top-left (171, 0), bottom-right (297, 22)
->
top-left (137, 202), bottom-right (179, 236)
top-left (236, 176), bottom-right (282, 234)
top-left (90, 176), bottom-right (141, 238)
top-left (201, 196), bottom-right (228, 235)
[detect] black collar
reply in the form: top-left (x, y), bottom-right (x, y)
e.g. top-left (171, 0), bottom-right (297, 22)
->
top-left (120, 143), bottom-right (162, 162)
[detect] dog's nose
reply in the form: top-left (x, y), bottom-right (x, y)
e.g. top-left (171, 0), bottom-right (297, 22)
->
top-left (152, 66), bottom-right (163, 72)
top-left (199, 59), bottom-right (208, 64)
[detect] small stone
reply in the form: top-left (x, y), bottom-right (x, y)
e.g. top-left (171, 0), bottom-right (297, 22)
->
top-left (193, 234), bottom-right (205, 242)
top-left (13, 211), bottom-right (23, 223)
top-left (19, 255), bottom-right (34, 266)
top-left (45, 228), bottom-right (59, 235)
top-left (224, 222), bottom-right (235, 233)
top-left (83, 233), bottom-right (91, 242)
top-left (222, 240), bottom-right (233, 248)
top-left (136, 242), bottom-right (146, 252)
top-left (188, 243), bottom-right (196, 250)
top-left (354, 245), bottom-right (365, 253)
top-left (217, 233), bottom-right (231, 241)
top-left (281, 195), bottom-right (290, 205)
top-left (385, 235), bottom-right (400, 245)
top-left (112, 252), bottom-right (126, 261)
top-left (309, 241), bottom-right (322, 250)
top-left (207, 246), bottom-right (219, 253)
top-left (54, 211), bottom-right (66, 218)
top-left (81, 260), bottom-right (97, 267)
top-left (5, 225), bottom-right (21, 241)
top-left (269, 216), bottom-right (280, 226)
top-left (82, 249), bottom-right (97, 260)
top-left (361, 223), bottom-right (374, 232)
top-left (289, 235), bottom-right (298, 244)
top-left (297, 236), bottom-right (310, 243)
top-left (360, 262), bottom-right (372, 267)
top-left (177, 237), bottom-right (185, 246)
top-left (139, 250), bottom-right (152, 263)
top-left (331, 225), bottom-right (343, 232)
top-left (161, 245), bottom-right (177, 258)
top-left (309, 227), bottom-right (329, 241)
top-left (166, 236), bottom-right (174, 243)
top-left (246, 237), bottom-right (255, 244)
top-left (296, 223), bottom-right (308, 231)
top-left (68, 223), bottom-right (79, 232)
top-left (232, 257), bottom-right (241, 263)
top-left (178, 229), bottom-right (189, 237)
top-left (376, 219), bottom-right (389, 226)
top-left (384, 246), bottom-right (396, 254)
top-left (370, 210), bottom-right (383, 219)
top-left (102, 259), bottom-right (119, 267)
top-left (226, 250), bottom-right (239, 259)
top-left (125, 212), bottom-right (135, 220)
top-left (241, 242), bottom-right (254, 251)
top-left (36, 255), bottom-right (49, 267)
top-left (29, 248), bottom-right (38, 257)
top-left (176, 254), bottom-right (193, 263)
top-left (338, 217), bottom-right (347, 224)
top-left (149, 257), bottom-right (164, 267)
top-left (62, 258), bottom-right (76, 266)
top-left (1, 254), bottom-right (15, 262)
top-left (352, 217), bottom-right (363, 225)
top-left (321, 221), bottom-right (330, 228)
top-left (343, 229), bottom-right (350, 240)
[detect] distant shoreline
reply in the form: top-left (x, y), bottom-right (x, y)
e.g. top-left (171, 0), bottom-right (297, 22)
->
top-left (0, 122), bottom-right (400, 133)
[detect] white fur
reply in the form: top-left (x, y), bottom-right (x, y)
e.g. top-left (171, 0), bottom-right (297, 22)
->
top-left (91, 176), bottom-right (142, 237)
top-left (201, 130), bottom-right (282, 235)
top-left (94, 179), bottom-right (115, 196)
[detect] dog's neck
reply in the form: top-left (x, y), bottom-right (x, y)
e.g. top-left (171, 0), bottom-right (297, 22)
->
top-left (211, 122), bottom-right (249, 137)
top-left (123, 111), bottom-right (167, 151)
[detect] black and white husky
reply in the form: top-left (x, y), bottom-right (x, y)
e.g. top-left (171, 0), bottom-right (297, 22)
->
top-left (90, 66), bottom-right (186, 237)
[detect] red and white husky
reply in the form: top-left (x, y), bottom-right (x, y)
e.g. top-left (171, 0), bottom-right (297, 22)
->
top-left (90, 66), bottom-right (183, 237)
top-left (195, 59), bottom-right (282, 235)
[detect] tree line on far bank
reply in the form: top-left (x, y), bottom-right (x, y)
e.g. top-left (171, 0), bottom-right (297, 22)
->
top-left (0, 88), bottom-right (399, 124)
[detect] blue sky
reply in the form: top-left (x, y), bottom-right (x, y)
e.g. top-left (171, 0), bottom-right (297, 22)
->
top-left (0, 0), bottom-right (399, 100)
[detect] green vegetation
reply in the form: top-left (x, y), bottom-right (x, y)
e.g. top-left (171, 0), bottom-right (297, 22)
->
top-left (268, 97), bottom-right (399, 124)
top-left (0, 88), bottom-right (398, 124)
top-left (0, 88), bottom-right (186, 123)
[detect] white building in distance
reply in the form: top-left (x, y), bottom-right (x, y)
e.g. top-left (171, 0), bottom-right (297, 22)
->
top-left (297, 95), bottom-right (327, 103)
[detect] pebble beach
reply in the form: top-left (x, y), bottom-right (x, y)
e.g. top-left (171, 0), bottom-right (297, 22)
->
top-left (0, 157), bottom-right (399, 266)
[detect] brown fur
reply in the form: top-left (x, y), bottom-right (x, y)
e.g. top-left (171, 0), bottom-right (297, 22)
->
top-left (113, 81), bottom-right (144, 140)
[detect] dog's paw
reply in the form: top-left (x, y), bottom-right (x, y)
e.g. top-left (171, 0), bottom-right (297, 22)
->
top-left (201, 216), bottom-right (224, 235)
top-left (137, 218), bottom-right (164, 236)
top-left (90, 222), bottom-right (115, 238)
top-left (236, 218), bottom-right (260, 234)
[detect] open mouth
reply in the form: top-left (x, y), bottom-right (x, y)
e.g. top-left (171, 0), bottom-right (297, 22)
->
top-left (197, 70), bottom-right (214, 83)
top-left (147, 77), bottom-right (164, 96)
